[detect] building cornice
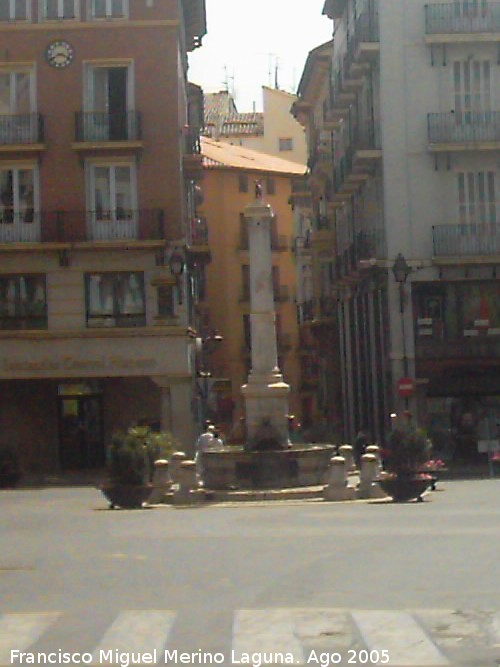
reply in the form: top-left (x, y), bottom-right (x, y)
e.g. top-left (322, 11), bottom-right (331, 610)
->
top-left (0, 19), bottom-right (179, 32)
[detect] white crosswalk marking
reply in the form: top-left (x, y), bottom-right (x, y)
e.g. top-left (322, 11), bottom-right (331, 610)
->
top-left (92, 610), bottom-right (176, 664)
top-left (352, 611), bottom-right (450, 666)
top-left (0, 612), bottom-right (60, 664)
top-left (233, 609), bottom-right (305, 664)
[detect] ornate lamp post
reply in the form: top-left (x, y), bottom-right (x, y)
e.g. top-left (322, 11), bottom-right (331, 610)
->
top-left (196, 331), bottom-right (223, 428)
top-left (392, 253), bottom-right (412, 407)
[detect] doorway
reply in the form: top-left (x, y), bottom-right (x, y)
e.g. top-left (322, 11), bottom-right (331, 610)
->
top-left (58, 384), bottom-right (104, 470)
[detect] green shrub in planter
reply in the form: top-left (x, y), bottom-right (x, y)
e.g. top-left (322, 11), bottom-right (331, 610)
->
top-left (106, 426), bottom-right (181, 485)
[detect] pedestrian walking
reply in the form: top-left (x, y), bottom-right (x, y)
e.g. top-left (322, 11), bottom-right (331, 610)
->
top-left (194, 423), bottom-right (215, 485)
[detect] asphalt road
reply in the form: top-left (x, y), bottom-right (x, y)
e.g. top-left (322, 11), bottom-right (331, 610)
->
top-left (1, 480), bottom-right (499, 666)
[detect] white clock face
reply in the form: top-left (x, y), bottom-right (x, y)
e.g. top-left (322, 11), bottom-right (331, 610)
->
top-left (46, 41), bottom-right (75, 68)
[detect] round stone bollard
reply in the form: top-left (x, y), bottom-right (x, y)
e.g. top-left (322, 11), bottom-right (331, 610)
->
top-left (365, 445), bottom-right (382, 474)
top-left (324, 456), bottom-right (355, 502)
top-left (168, 452), bottom-right (187, 488)
top-left (148, 459), bottom-right (172, 505)
top-left (173, 460), bottom-right (204, 506)
top-left (338, 444), bottom-right (355, 473)
top-left (357, 453), bottom-right (387, 499)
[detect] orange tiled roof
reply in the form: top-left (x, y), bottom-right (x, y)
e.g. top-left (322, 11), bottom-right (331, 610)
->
top-left (201, 137), bottom-right (306, 175)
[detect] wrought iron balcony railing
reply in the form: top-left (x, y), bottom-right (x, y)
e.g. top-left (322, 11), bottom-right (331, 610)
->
top-left (184, 128), bottom-right (201, 155)
top-left (352, 120), bottom-right (381, 151)
top-left (433, 223), bottom-right (500, 256)
top-left (425, 2), bottom-right (500, 34)
top-left (75, 111), bottom-right (142, 142)
top-left (0, 209), bottom-right (168, 244)
top-left (348, 6), bottom-right (380, 57)
top-left (428, 111), bottom-right (500, 144)
top-left (0, 113), bottom-right (44, 144)
top-left (188, 216), bottom-right (209, 245)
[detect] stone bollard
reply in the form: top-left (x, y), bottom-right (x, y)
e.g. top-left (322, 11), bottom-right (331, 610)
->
top-left (173, 460), bottom-right (205, 506)
top-left (338, 444), bottom-right (355, 473)
top-left (365, 445), bottom-right (382, 475)
top-left (168, 452), bottom-right (187, 489)
top-left (148, 459), bottom-right (172, 504)
top-left (324, 456), bottom-right (356, 502)
top-left (357, 453), bottom-right (387, 499)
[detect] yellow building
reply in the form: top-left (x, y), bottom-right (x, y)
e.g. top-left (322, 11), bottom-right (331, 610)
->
top-left (199, 137), bottom-right (306, 436)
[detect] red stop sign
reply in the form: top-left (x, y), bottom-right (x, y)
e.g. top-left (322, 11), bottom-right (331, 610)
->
top-left (397, 377), bottom-right (415, 397)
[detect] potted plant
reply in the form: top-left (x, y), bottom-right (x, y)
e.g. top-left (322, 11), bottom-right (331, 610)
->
top-left (100, 426), bottom-right (179, 509)
top-left (0, 444), bottom-right (22, 488)
top-left (378, 413), bottom-right (433, 502)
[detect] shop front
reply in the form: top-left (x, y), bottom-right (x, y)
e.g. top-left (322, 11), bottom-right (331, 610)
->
top-left (0, 331), bottom-right (196, 473)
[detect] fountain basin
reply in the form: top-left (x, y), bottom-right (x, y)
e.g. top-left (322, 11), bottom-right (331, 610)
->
top-left (202, 445), bottom-right (335, 490)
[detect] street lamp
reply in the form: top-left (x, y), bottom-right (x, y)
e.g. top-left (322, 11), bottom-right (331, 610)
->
top-left (392, 253), bottom-right (412, 407)
top-left (196, 331), bottom-right (223, 428)
top-left (168, 249), bottom-right (184, 304)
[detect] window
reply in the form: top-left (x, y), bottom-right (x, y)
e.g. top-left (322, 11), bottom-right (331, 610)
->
top-left (453, 59), bottom-right (491, 122)
top-left (0, 0), bottom-right (29, 20)
top-left (266, 177), bottom-right (275, 195)
top-left (84, 64), bottom-right (132, 141)
top-left (239, 213), bottom-right (248, 249)
top-left (279, 137), bottom-right (293, 152)
top-left (0, 70), bottom-right (34, 142)
top-left (238, 174), bottom-right (248, 193)
top-left (86, 272), bottom-right (145, 327)
top-left (158, 285), bottom-right (175, 319)
top-left (42, 0), bottom-right (77, 19)
top-left (87, 162), bottom-right (137, 240)
top-left (0, 167), bottom-right (37, 240)
top-left (241, 265), bottom-right (250, 302)
top-left (457, 171), bottom-right (496, 224)
top-left (0, 275), bottom-right (47, 329)
top-left (90, 0), bottom-right (127, 19)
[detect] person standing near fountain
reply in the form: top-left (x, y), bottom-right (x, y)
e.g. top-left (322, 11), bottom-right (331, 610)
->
top-left (194, 423), bottom-right (215, 484)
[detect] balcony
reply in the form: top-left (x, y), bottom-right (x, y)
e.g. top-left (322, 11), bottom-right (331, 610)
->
top-left (0, 209), bottom-right (168, 246)
top-left (432, 223), bottom-right (500, 257)
top-left (183, 127), bottom-right (203, 179)
top-left (0, 114), bottom-right (45, 152)
top-left (357, 229), bottom-right (386, 262)
top-left (73, 112), bottom-right (143, 150)
top-left (428, 111), bottom-right (500, 150)
top-left (188, 216), bottom-right (209, 245)
top-left (352, 121), bottom-right (383, 166)
top-left (348, 8), bottom-right (380, 64)
top-left (331, 68), bottom-right (357, 110)
top-left (425, 2), bottom-right (500, 40)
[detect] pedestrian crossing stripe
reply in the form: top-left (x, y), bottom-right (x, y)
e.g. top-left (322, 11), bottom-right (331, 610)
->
top-left (1, 608), bottom-right (499, 666)
top-left (351, 611), bottom-right (449, 666)
top-left (92, 611), bottom-right (176, 664)
top-left (0, 613), bottom-right (60, 665)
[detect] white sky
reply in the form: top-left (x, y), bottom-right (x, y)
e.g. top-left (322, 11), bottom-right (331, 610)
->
top-left (188, 0), bottom-right (333, 113)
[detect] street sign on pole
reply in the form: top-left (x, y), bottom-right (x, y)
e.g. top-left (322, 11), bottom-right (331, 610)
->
top-left (397, 377), bottom-right (415, 398)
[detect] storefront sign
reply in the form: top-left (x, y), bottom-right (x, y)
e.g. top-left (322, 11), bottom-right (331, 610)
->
top-left (397, 377), bottom-right (415, 397)
top-left (2, 356), bottom-right (158, 373)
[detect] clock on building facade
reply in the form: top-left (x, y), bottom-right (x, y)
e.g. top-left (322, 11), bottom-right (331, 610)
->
top-left (46, 40), bottom-right (75, 68)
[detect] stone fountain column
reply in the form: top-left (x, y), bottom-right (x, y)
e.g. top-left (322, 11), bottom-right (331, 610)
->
top-left (241, 187), bottom-right (290, 450)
